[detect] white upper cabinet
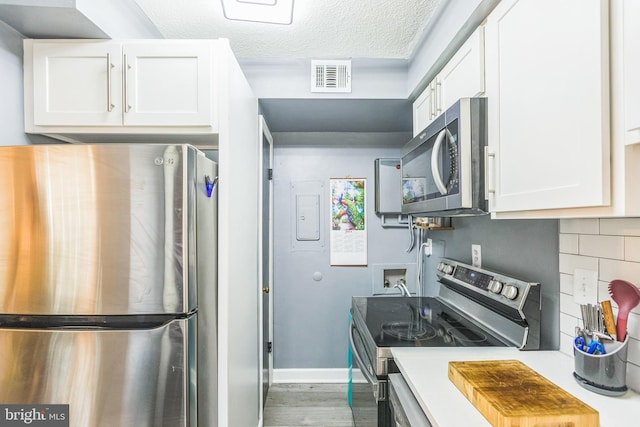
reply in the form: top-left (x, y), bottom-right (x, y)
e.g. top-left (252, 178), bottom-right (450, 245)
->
top-left (485, 0), bottom-right (610, 214)
top-left (412, 25), bottom-right (485, 136)
top-left (412, 81), bottom-right (435, 136)
top-left (438, 25), bottom-right (485, 112)
top-left (32, 41), bottom-right (123, 126)
top-left (122, 43), bottom-right (212, 126)
top-left (623, 0), bottom-right (640, 145)
top-left (25, 39), bottom-right (217, 141)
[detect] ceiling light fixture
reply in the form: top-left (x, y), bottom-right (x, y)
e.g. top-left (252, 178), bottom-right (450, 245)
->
top-left (221, 0), bottom-right (294, 25)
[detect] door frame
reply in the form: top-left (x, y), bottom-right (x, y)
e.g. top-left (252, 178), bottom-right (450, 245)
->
top-left (258, 115), bottom-right (274, 422)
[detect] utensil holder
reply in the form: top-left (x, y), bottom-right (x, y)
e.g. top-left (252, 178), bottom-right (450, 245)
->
top-left (573, 334), bottom-right (629, 396)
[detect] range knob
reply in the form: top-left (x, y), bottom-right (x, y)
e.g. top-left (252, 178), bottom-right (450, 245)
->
top-left (437, 262), bottom-right (446, 272)
top-left (442, 264), bottom-right (454, 274)
top-left (501, 285), bottom-right (518, 300)
top-left (488, 279), bottom-right (503, 294)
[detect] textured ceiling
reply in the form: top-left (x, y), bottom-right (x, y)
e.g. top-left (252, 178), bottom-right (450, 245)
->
top-left (134, 0), bottom-right (441, 59)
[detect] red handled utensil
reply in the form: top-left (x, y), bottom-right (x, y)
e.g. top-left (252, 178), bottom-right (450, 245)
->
top-left (608, 279), bottom-right (640, 342)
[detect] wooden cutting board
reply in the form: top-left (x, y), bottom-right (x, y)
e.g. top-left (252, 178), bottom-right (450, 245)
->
top-left (448, 360), bottom-right (599, 427)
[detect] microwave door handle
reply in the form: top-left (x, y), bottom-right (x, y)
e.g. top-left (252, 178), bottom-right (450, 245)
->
top-left (431, 128), bottom-right (450, 195)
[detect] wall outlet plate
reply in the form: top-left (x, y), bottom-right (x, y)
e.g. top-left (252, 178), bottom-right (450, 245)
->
top-left (472, 244), bottom-right (481, 268)
top-left (424, 238), bottom-right (433, 256)
top-left (573, 268), bottom-right (598, 304)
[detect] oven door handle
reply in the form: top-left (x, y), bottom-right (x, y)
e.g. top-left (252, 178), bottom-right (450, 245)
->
top-left (349, 320), bottom-right (377, 385)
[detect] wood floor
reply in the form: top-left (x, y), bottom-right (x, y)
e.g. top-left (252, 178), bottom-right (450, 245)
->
top-left (263, 383), bottom-right (355, 427)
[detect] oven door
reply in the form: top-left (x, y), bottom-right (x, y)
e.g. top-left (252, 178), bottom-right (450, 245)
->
top-left (349, 319), bottom-right (388, 427)
top-left (388, 374), bottom-right (431, 427)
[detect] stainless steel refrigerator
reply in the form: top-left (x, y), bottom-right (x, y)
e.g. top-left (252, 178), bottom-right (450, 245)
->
top-left (0, 144), bottom-right (217, 427)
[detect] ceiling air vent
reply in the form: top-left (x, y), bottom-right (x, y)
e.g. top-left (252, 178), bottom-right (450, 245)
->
top-left (311, 60), bottom-right (351, 93)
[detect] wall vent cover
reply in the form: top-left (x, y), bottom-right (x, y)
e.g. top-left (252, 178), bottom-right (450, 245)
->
top-left (311, 60), bottom-right (351, 93)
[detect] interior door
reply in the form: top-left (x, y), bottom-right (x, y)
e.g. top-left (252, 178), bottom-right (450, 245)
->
top-left (258, 116), bottom-right (274, 412)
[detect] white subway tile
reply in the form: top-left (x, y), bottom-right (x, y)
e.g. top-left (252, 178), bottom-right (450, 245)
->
top-left (559, 218), bottom-right (599, 234)
top-left (600, 218), bottom-right (640, 236)
top-left (560, 292), bottom-right (582, 318)
top-left (559, 332), bottom-right (574, 356)
top-left (627, 362), bottom-right (640, 393)
top-left (627, 337), bottom-right (640, 368)
top-left (579, 234), bottom-right (624, 259)
top-left (598, 280), bottom-right (611, 303)
top-left (559, 234), bottom-right (579, 254)
top-left (627, 312), bottom-right (640, 336)
top-left (560, 312), bottom-right (580, 336)
top-left (626, 237), bottom-right (640, 262)
top-left (560, 273), bottom-right (574, 294)
top-left (559, 253), bottom-right (598, 275)
top-left (599, 258), bottom-right (640, 283)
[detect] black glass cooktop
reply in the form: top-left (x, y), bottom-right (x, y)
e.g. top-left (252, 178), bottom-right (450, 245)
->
top-left (355, 296), bottom-right (507, 348)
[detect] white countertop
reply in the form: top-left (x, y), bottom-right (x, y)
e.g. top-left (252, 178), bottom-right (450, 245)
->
top-left (391, 347), bottom-right (640, 427)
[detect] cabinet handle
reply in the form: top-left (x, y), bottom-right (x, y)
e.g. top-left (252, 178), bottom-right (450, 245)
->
top-left (429, 82), bottom-right (437, 120)
top-left (106, 53), bottom-right (115, 112)
top-left (485, 147), bottom-right (496, 199)
top-left (123, 54), bottom-right (130, 113)
top-left (435, 80), bottom-right (442, 115)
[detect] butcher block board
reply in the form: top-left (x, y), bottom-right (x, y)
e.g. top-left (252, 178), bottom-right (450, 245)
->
top-left (448, 360), bottom-right (599, 427)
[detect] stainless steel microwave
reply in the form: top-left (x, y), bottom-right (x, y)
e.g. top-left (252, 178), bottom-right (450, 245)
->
top-left (401, 97), bottom-right (488, 216)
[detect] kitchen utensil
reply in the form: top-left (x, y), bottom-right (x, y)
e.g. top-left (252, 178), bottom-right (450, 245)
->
top-left (580, 303), bottom-right (604, 335)
top-left (608, 279), bottom-right (640, 342)
top-left (600, 300), bottom-right (617, 340)
top-left (586, 338), bottom-right (605, 355)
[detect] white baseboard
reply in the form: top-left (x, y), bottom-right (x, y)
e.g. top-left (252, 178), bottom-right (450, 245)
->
top-left (272, 368), bottom-right (366, 384)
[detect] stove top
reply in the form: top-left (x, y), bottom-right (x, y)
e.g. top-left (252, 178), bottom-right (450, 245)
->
top-left (350, 259), bottom-right (541, 377)
top-left (354, 296), bottom-right (507, 349)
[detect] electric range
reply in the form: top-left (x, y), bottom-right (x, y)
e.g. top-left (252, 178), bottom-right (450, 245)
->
top-left (349, 258), bottom-right (541, 427)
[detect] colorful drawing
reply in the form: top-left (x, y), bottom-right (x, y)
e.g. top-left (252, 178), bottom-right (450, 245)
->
top-left (331, 179), bottom-right (365, 231)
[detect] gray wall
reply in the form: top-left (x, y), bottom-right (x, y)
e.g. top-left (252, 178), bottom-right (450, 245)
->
top-left (272, 132), bottom-right (415, 369)
top-left (422, 215), bottom-right (560, 350)
top-left (0, 20), bottom-right (59, 146)
top-left (272, 134), bottom-right (561, 370)
top-left (0, 21), bottom-right (31, 146)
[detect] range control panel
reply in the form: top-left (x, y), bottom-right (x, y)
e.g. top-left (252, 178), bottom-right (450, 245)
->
top-left (436, 258), bottom-right (537, 310)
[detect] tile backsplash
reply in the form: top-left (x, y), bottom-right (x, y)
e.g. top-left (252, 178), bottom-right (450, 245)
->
top-left (559, 218), bottom-right (640, 392)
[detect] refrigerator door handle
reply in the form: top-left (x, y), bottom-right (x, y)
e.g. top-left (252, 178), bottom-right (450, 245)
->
top-left (205, 175), bottom-right (218, 198)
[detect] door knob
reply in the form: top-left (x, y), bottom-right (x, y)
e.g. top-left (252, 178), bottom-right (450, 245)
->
top-left (262, 287), bottom-right (270, 293)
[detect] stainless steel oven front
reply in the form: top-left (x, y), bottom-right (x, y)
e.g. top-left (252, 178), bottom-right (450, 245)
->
top-left (388, 374), bottom-right (431, 427)
top-left (348, 258), bottom-right (541, 427)
top-left (349, 319), bottom-right (389, 427)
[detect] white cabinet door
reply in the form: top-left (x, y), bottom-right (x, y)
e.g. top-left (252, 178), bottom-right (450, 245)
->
top-left (412, 26), bottom-right (485, 137)
top-left (623, 0), bottom-right (640, 145)
top-left (123, 42), bottom-right (213, 126)
top-left (412, 83), bottom-right (434, 136)
top-left (486, 0), bottom-right (610, 213)
top-left (439, 26), bottom-right (485, 110)
top-left (32, 42), bottom-right (123, 126)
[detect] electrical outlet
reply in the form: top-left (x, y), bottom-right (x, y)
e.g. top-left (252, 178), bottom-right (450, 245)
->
top-left (573, 269), bottom-right (598, 304)
top-left (424, 238), bottom-right (433, 256)
top-left (472, 244), bottom-right (481, 268)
